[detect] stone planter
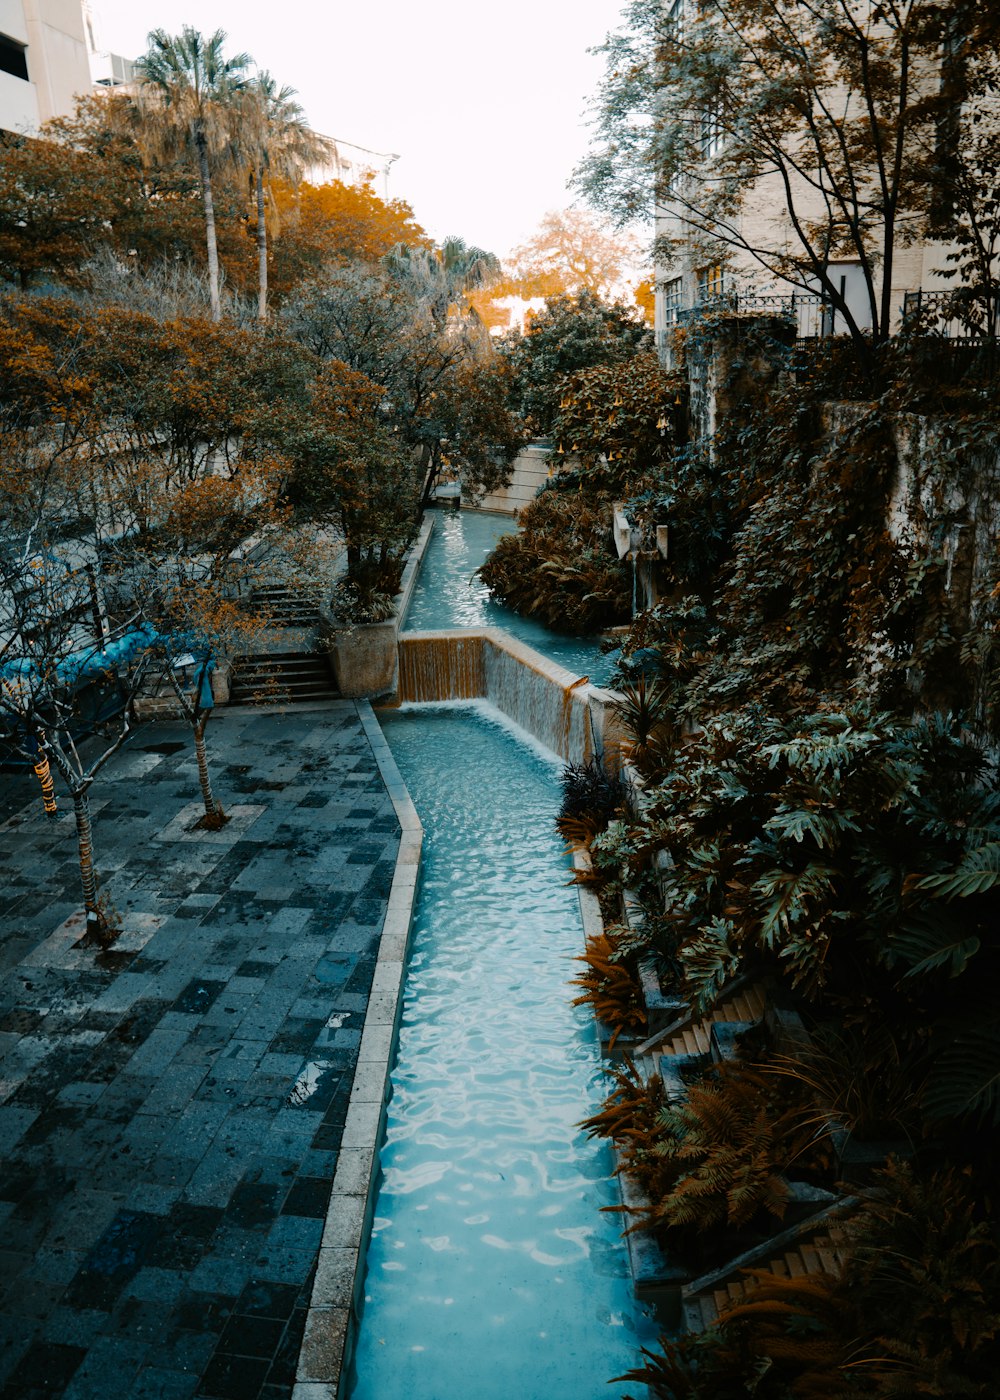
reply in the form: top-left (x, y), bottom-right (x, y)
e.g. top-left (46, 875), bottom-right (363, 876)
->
top-left (327, 621), bottom-right (398, 699)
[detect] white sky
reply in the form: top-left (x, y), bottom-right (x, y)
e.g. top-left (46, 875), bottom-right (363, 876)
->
top-left (87, 0), bottom-right (642, 264)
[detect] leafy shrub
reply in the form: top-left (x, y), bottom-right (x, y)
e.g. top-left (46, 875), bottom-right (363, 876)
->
top-left (612, 672), bottom-right (679, 783)
top-left (499, 288), bottom-right (652, 436)
top-left (329, 576), bottom-right (396, 625)
top-left (478, 488), bottom-right (630, 633)
top-left (556, 753), bottom-right (631, 844)
top-left (626, 1158), bottom-right (1000, 1399)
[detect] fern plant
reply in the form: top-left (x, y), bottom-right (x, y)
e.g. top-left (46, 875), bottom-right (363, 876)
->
top-left (647, 1062), bottom-right (830, 1243)
top-left (839, 1158), bottom-right (1000, 1393)
top-left (570, 929), bottom-right (647, 1049)
top-left (579, 1058), bottom-right (682, 1213)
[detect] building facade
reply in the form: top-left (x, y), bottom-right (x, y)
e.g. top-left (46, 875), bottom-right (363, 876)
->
top-left (652, 0), bottom-right (963, 358)
top-left (0, 0), bottom-right (90, 134)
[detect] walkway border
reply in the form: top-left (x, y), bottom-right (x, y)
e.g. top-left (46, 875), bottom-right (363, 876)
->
top-left (294, 701), bottom-right (423, 1400)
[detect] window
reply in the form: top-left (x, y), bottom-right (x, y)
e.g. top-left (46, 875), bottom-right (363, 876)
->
top-left (665, 0), bottom-right (686, 47)
top-left (0, 34), bottom-right (29, 83)
top-left (660, 275), bottom-right (685, 327)
top-left (697, 264), bottom-right (726, 302)
top-left (699, 105), bottom-right (722, 160)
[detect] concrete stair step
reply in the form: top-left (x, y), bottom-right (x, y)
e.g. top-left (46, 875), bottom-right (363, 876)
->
top-left (659, 982), bottom-right (767, 1061)
top-left (248, 585), bottom-right (325, 627)
top-left (229, 651), bottom-right (338, 705)
top-left (686, 1215), bottom-right (852, 1332)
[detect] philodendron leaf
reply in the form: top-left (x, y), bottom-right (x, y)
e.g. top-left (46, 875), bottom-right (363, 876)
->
top-left (924, 1022), bottom-right (1000, 1126)
top-left (893, 914), bottom-right (982, 978)
top-left (912, 842), bottom-right (1000, 900)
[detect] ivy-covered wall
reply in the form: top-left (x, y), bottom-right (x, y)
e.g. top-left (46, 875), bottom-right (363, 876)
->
top-left (665, 315), bottom-right (1000, 739)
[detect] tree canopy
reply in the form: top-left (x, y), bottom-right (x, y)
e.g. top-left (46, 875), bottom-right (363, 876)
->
top-left (575, 0), bottom-right (1000, 352)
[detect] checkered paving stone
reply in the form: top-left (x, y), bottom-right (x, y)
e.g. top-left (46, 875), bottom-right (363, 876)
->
top-left (0, 704), bottom-right (399, 1399)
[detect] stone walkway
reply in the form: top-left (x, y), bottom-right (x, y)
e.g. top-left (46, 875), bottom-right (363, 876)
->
top-left (0, 703), bottom-right (400, 1399)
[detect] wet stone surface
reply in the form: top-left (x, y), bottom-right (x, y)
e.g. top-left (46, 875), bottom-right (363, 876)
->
top-left (0, 704), bottom-right (399, 1399)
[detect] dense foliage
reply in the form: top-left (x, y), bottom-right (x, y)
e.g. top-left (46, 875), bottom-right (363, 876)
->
top-left (555, 305), bottom-right (1000, 1394)
top-left (478, 488), bottom-right (630, 634)
top-left (499, 288), bottom-right (652, 436)
top-left (621, 1158), bottom-right (1000, 1399)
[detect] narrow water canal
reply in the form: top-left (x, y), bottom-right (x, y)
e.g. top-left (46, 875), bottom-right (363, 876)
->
top-left (403, 509), bottom-right (618, 686)
top-left (347, 704), bottom-right (655, 1399)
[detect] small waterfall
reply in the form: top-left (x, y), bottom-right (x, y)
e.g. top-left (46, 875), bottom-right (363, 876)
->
top-left (483, 633), bottom-right (592, 763)
top-left (398, 631), bottom-right (485, 702)
top-left (394, 629), bottom-right (609, 764)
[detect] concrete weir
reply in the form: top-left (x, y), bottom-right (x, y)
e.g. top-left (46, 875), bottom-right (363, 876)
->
top-left (396, 627), bottom-right (624, 766)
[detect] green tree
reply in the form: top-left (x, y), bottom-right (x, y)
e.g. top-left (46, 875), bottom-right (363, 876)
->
top-left (499, 288), bottom-right (652, 436)
top-left (135, 26), bottom-right (252, 321)
top-left (576, 0), bottom-right (995, 360)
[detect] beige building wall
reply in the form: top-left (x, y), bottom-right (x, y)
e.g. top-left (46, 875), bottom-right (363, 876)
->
top-left (0, 0), bottom-right (90, 133)
top-left (0, 0), bottom-right (37, 131)
top-left (652, 2), bottom-right (963, 352)
top-left (655, 164), bottom-right (956, 352)
top-left (475, 444), bottom-right (553, 516)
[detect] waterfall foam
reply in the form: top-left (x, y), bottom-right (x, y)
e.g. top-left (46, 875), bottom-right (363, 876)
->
top-left (396, 628), bottom-right (624, 765)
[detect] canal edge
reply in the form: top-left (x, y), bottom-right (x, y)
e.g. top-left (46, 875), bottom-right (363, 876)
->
top-left (294, 699), bottom-right (423, 1400)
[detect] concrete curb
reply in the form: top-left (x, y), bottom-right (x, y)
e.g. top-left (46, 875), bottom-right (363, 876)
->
top-left (294, 701), bottom-right (423, 1400)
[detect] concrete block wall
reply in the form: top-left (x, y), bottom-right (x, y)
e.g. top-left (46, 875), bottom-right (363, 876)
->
top-left (475, 443), bottom-right (552, 516)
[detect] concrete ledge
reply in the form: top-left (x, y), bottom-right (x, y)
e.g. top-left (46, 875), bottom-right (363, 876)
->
top-left (397, 626), bottom-right (623, 764)
top-left (395, 514), bottom-right (435, 628)
top-left (296, 700), bottom-right (423, 1399)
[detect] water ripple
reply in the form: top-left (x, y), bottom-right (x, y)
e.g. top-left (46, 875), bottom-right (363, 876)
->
top-left (348, 708), bottom-right (656, 1400)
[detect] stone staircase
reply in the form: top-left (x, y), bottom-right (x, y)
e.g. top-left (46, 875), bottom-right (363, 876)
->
top-left (247, 583), bottom-right (325, 629)
top-left (645, 980), bottom-right (768, 1070)
top-left (682, 1210), bottom-right (852, 1332)
top-left (229, 651), bottom-right (338, 705)
top-left (665, 982), bottom-right (768, 1058)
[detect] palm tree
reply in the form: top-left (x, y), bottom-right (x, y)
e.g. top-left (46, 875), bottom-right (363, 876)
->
top-left (387, 236), bottom-right (502, 329)
top-left (240, 73), bottom-right (331, 320)
top-left (135, 27), bottom-right (251, 322)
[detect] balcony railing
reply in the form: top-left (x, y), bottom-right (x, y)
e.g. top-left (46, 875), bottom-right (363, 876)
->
top-left (901, 289), bottom-right (998, 342)
top-left (674, 291), bottom-right (828, 338)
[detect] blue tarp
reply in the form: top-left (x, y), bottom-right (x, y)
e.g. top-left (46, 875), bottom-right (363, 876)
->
top-left (0, 625), bottom-right (216, 709)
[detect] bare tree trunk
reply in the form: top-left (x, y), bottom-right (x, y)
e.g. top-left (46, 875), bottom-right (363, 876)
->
top-left (256, 168), bottom-right (268, 321)
top-left (194, 714), bottom-right (227, 827)
top-left (196, 128), bottom-right (222, 322)
top-left (71, 787), bottom-right (100, 926)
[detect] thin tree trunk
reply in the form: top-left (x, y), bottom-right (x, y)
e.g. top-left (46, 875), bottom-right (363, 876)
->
top-left (256, 168), bottom-right (268, 321)
top-left (72, 787), bottom-right (99, 924)
top-left (196, 128), bottom-right (222, 322)
top-left (194, 714), bottom-right (226, 826)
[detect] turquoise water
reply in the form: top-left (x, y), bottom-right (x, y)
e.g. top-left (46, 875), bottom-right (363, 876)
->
top-left (348, 705), bottom-right (655, 1400)
top-left (403, 510), bottom-right (618, 686)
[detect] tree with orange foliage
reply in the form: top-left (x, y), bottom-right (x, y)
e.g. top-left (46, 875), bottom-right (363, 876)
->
top-left (267, 179), bottom-right (428, 301)
top-left (0, 92), bottom-right (250, 294)
top-left (0, 128), bottom-right (106, 290)
top-left (506, 208), bottom-right (642, 300)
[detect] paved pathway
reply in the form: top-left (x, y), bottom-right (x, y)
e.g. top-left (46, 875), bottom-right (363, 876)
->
top-left (0, 703), bottom-right (399, 1399)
